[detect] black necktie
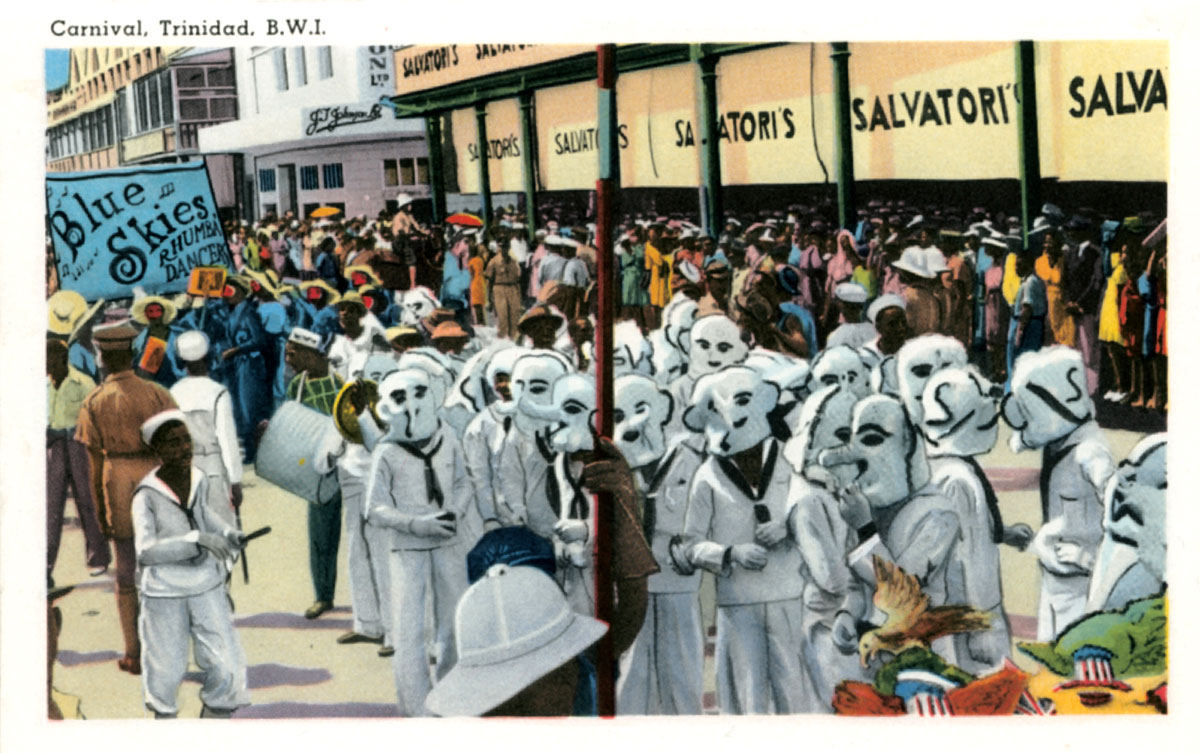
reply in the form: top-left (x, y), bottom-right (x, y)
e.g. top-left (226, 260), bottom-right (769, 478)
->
top-left (399, 437), bottom-right (445, 508)
top-left (639, 448), bottom-right (677, 543)
top-left (1039, 442), bottom-right (1076, 525)
top-left (546, 454), bottom-right (590, 520)
top-left (964, 455), bottom-right (1004, 544)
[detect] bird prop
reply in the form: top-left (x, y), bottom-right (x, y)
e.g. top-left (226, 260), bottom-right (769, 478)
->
top-left (858, 555), bottom-right (994, 668)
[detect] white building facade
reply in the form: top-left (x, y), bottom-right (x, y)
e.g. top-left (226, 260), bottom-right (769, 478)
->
top-left (199, 46), bottom-right (429, 222)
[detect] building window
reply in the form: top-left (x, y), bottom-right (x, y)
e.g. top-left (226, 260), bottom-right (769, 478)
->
top-left (263, 203), bottom-right (277, 216)
top-left (259, 168), bottom-right (277, 192)
top-left (210, 98), bottom-right (237, 119)
top-left (383, 159), bottom-right (398, 187)
top-left (273, 48), bottom-right (288, 91)
top-left (131, 70), bottom-right (174, 134)
top-left (321, 163), bottom-right (344, 189)
top-left (176, 67), bottom-right (206, 89)
top-left (300, 165), bottom-right (319, 190)
top-left (179, 99), bottom-right (208, 120)
top-left (399, 159), bottom-right (415, 186)
top-left (293, 47), bottom-right (307, 87)
top-left (207, 66), bottom-right (234, 87)
top-left (416, 157), bottom-right (430, 184)
top-left (317, 47), bottom-right (333, 80)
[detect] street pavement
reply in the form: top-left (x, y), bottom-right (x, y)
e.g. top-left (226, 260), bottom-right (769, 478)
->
top-left (48, 423), bottom-right (1149, 719)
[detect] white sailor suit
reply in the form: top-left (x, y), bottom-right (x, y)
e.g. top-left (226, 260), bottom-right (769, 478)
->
top-left (496, 428), bottom-right (559, 539)
top-left (132, 467), bottom-right (249, 716)
top-left (929, 455), bottom-right (1011, 673)
top-left (169, 376), bottom-right (241, 528)
top-left (365, 424), bottom-right (472, 716)
top-left (681, 439), bottom-right (811, 714)
top-left (617, 445), bottom-right (706, 715)
top-left (1031, 421), bottom-right (1113, 641)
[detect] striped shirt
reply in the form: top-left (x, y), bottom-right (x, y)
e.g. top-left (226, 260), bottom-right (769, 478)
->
top-left (287, 371), bottom-right (345, 416)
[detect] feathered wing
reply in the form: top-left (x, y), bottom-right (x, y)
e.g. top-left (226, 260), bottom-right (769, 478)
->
top-left (871, 555), bottom-right (930, 637)
top-left (909, 605), bottom-right (994, 645)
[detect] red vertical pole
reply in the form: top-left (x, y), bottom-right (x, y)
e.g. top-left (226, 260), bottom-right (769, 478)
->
top-left (593, 42), bottom-right (618, 718)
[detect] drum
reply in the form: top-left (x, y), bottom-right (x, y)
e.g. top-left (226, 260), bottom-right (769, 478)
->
top-left (255, 401), bottom-right (342, 504)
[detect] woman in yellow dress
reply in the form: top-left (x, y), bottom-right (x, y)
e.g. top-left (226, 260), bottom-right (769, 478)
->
top-left (1035, 230), bottom-right (1074, 347)
top-left (1098, 241), bottom-right (1130, 400)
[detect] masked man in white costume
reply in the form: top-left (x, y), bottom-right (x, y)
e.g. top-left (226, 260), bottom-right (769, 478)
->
top-left (819, 394), bottom-right (964, 665)
top-left (461, 347), bottom-right (527, 537)
top-left (672, 366), bottom-right (812, 714)
top-left (364, 368), bottom-right (472, 716)
top-left (1001, 346), bottom-right (1113, 641)
top-left (1086, 434), bottom-right (1167, 613)
top-left (495, 351), bottom-right (574, 537)
top-left (613, 374), bottom-right (705, 715)
top-left (667, 314), bottom-right (749, 448)
top-left (895, 334), bottom-right (968, 427)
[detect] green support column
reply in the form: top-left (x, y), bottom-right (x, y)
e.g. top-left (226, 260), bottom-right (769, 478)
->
top-left (692, 45), bottom-right (722, 237)
top-left (518, 91), bottom-right (539, 243)
top-left (1015, 40), bottom-right (1042, 249)
top-left (424, 113), bottom-right (447, 224)
top-left (474, 102), bottom-right (494, 231)
top-left (830, 42), bottom-right (856, 231)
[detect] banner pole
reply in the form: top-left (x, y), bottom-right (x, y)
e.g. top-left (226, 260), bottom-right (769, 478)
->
top-left (594, 42), bottom-right (618, 719)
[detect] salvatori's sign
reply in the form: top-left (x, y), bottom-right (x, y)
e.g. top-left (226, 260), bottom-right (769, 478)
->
top-left (301, 102), bottom-right (398, 137)
top-left (393, 44), bottom-right (592, 96)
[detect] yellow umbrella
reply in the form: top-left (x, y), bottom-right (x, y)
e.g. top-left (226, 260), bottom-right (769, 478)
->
top-left (310, 206), bottom-right (342, 219)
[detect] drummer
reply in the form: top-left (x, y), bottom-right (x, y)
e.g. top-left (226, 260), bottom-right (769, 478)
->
top-left (281, 327), bottom-right (346, 620)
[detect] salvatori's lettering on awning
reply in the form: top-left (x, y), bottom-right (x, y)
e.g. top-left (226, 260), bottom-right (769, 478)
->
top-left (305, 104), bottom-right (386, 136)
top-left (1067, 69), bottom-right (1168, 118)
top-left (852, 85), bottom-right (1016, 132)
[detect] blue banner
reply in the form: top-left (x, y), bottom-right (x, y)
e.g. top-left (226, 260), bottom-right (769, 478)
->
top-left (46, 162), bottom-right (231, 302)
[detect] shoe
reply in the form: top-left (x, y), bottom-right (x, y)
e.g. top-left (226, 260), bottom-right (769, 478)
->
top-left (89, 565), bottom-right (109, 577)
top-left (1103, 391), bottom-right (1117, 401)
top-left (304, 601), bottom-right (333, 620)
top-left (378, 646), bottom-right (395, 658)
top-left (118, 655), bottom-right (142, 675)
top-left (337, 631), bottom-right (384, 645)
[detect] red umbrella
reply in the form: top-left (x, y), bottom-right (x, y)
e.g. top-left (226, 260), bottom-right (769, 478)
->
top-left (446, 212), bottom-right (484, 228)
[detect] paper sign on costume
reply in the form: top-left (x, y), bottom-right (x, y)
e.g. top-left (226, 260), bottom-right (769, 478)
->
top-left (47, 162), bottom-right (231, 302)
top-left (187, 265), bottom-right (228, 297)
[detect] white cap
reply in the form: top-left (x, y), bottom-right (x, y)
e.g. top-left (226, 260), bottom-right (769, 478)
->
top-left (288, 327), bottom-right (322, 350)
top-left (175, 330), bottom-right (210, 362)
top-left (867, 294), bottom-right (907, 323)
top-left (395, 192), bottom-right (415, 209)
top-left (424, 564), bottom-right (608, 717)
top-left (677, 260), bottom-right (702, 284)
top-left (834, 282), bottom-right (869, 304)
top-left (891, 246), bottom-right (937, 278)
top-left (140, 409), bottom-right (189, 446)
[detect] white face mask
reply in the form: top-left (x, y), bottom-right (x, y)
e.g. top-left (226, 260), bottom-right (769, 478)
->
top-left (1107, 435), bottom-right (1166, 577)
top-left (896, 335), bottom-right (968, 425)
top-left (613, 320), bottom-right (653, 377)
top-left (811, 345), bottom-right (872, 400)
top-left (683, 366), bottom-right (779, 457)
top-left (485, 346), bottom-right (527, 404)
top-left (361, 353), bottom-right (400, 384)
top-left (663, 296), bottom-right (699, 355)
top-left (397, 288), bottom-right (439, 326)
top-left (649, 329), bottom-right (685, 387)
top-left (919, 368), bottom-right (1000, 458)
top-left (397, 351), bottom-right (455, 401)
top-left (507, 354), bottom-right (571, 437)
top-left (377, 369), bottom-right (442, 443)
top-left (524, 374), bottom-right (596, 454)
top-left (613, 374), bottom-right (673, 468)
top-left (688, 315), bottom-right (748, 378)
top-left (819, 395), bottom-right (927, 508)
top-left (785, 385), bottom-right (857, 484)
top-left (1001, 346), bottom-right (1092, 450)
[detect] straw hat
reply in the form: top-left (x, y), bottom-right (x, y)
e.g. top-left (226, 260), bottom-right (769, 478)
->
top-left (244, 269), bottom-right (280, 299)
top-left (47, 290), bottom-right (104, 341)
top-left (130, 294), bottom-right (178, 326)
top-left (345, 265), bottom-right (382, 289)
top-left (299, 279), bottom-right (341, 305)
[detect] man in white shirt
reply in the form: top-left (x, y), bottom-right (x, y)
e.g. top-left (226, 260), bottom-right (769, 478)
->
top-left (326, 291), bottom-right (390, 381)
top-left (169, 332), bottom-right (242, 528)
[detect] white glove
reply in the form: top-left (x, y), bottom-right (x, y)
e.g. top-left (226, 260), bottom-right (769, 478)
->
top-left (1054, 541), bottom-right (1095, 572)
top-left (837, 482), bottom-right (873, 530)
top-left (555, 519), bottom-right (589, 544)
top-left (754, 520), bottom-right (788, 548)
top-left (409, 513), bottom-right (456, 538)
top-left (832, 611), bottom-right (859, 655)
top-left (729, 543), bottom-right (768, 570)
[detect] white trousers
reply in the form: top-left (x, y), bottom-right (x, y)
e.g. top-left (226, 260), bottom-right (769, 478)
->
top-left (388, 547), bottom-right (467, 717)
top-left (1038, 569), bottom-right (1090, 642)
top-left (617, 591), bottom-right (705, 715)
top-left (139, 586), bottom-right (249, 716)
top-left (340, 471), bottom-right (385, 640)
top-left (800, 606), bottom-right (869, 712)
top-left (715, 598), bottom-right (810, 715)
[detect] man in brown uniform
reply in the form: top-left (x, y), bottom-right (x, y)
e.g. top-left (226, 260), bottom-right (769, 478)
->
top-left (75, 321), bottom-right (178, 675)
top-left (485, 243), bottom-right (523, 340)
